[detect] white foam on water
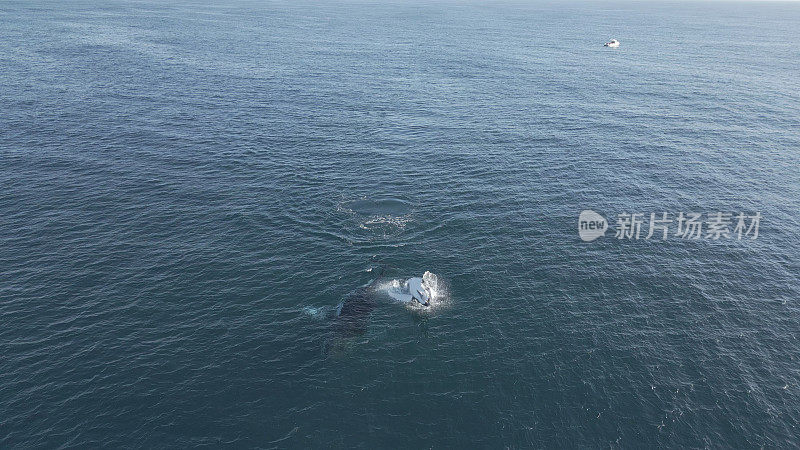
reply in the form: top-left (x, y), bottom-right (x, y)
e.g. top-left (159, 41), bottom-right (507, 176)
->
top-left (358, 215), bottom-right (410, 231)
top-left (337, 196), bottom-right (414, 237)
top-left (302, 306), bottom-right (330, 320)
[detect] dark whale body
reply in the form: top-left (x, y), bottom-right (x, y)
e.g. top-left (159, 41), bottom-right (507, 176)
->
top-left (332, 285), bottom-right (378, 337)
top-left (326, 267), bottom-right (386, 351)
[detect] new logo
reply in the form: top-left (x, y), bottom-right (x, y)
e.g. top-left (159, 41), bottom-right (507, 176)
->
top-left (578, 210), bottom-right (608, 242)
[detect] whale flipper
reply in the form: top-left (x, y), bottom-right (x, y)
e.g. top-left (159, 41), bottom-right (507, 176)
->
top-left (406, 277), bottom-right (431, 306)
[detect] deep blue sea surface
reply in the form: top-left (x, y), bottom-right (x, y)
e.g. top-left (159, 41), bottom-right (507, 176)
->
top-left (2, 0), bottom-right (800, 447)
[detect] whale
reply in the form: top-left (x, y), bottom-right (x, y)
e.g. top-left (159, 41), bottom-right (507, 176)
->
top-left (332, 282), bottom-right (379, 337)
top-left (321, 268), bottom-right (437, 354)
top-left (332, 269), bottom-right (432, 332)
top-left (386, 277), bottom-right (432, 306)
top-left (329, 266), bottom-right (387, 340)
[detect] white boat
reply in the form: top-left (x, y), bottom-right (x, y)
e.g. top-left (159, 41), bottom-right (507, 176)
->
top-left (604, 39), bottom-right (620, 48)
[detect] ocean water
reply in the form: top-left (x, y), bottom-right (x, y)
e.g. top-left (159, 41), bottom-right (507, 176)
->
top-left (2, 0), bottom-right (800, 447)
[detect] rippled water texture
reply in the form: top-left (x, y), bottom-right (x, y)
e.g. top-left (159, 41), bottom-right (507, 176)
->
top-left (2, 0), bottom-right (800, 447)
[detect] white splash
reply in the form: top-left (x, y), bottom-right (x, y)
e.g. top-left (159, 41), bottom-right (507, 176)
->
top-left (378, 271), bottom-right (449, 312)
